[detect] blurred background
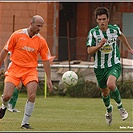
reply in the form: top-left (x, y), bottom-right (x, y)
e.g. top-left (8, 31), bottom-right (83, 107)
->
top-left (0, 2), bottom-right (133, 98)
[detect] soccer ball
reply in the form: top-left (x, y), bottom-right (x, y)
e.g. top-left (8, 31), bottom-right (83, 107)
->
top-left (62, 71), bottom-right (78, 87)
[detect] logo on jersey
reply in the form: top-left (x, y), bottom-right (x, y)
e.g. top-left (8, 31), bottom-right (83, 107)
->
top-left (22, 46), bottom-right (35, 52)
top-left (98, 38), bottom-right (116, 54)
top-left (100, 45), bottom-right (113, 54)
top-left (20, 38), bottom-right (26, 40)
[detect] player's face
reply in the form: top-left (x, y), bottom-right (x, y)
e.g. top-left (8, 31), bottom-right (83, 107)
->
top-left (31, 18), bottom-right (44, 35)
top-left (96, 14), bottom-right (109, 31)
top-left (32, 21), bottom-right (44, 34)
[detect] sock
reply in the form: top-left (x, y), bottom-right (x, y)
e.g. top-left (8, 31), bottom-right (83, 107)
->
top-left (102, 94), bottom-right (112, 113)
top-left (1, 95), bottom-right (8, 109)
top-left (110, 87), bottom-right (123, 109)
top-left (21, 100), bottom-right (35, 126)
top-left (9, 88), bottom-right (20, 109)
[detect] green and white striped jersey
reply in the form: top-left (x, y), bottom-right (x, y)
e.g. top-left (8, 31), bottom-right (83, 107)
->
top-left (86, 24), bottom-right (121, 69)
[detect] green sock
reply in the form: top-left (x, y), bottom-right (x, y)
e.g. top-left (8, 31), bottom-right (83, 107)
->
top-left (102, 94), bottom-right (112, 113)
top-left (9, 88), bottom-right (20, 109)
top-left (110, 87), bottom-right (122, 109)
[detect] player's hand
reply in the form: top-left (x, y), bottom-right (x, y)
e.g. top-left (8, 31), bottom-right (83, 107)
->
top-left (99, 38), bottom-right (107, 48)
top-left (47, 80), bottom-right (53, 92)
top-left (128, 49), bottom-right (133, 55)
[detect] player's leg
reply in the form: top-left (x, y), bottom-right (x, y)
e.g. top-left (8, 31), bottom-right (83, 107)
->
top-left (0, 82), bottom-right (16, 119)
top-left (0, 63), bottom-right (21, 118)
top-left (101, 88), bottom-right (113, 112)
top-left (8, 88), bottom-right (20, 109)
top-left (107, 64), bottom-right (128, 120)
top-left (21, 81), bottom-right (37, 129)
top-left (94, 68), bottom-right (113, 125)
top-left (21, 68), bottom-right (38, 129)
top-left (107, 75), bottom-right (122, 107)
top-left (8, 82), bottom-right (22, 112)
top-left (94, 68), bottom-right (113, 113)
top-left (101, 88), bottom-right (113, 126)
top-left (107, 75), bottom-right (128, 120)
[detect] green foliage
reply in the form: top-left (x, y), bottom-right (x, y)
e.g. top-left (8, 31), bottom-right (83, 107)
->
top-left (66, 75), bottom-right (100, 98)
top-left (37, 81), bottom-right (45, 95)
top-left (0, 72), bottom-right (133, 99)
top-left (116, 80), bottom-right (133, 98)
top-left (20, 81), bottom-right (46, 95)
top-left (49, 73), bottom-right (133, 98)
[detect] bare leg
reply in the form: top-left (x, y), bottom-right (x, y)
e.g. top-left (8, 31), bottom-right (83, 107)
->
top-left (21, 81), bottom-right (37, 129)
top-left (0, 82), bottom-right (15, 119)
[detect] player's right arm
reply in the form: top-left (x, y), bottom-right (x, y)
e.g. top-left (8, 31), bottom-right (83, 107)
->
top-left (0, 49), bottom-right (8, 66)
top-left (87, 38), bottom-right (106, 55)
top-left (87, 36), bottom-right (107, 55)
top-left (3, 53), bottom-right (10, 72)
top-left (86, 29), bottom-right (107, 55)
top-left (0, 32), bottom-right (17, 67)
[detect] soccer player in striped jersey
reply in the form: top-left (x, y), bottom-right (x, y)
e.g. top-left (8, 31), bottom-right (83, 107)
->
top-left (0, 15), bottom-right (53, 129)
top-left (86, 7), bottom-right (133, 126)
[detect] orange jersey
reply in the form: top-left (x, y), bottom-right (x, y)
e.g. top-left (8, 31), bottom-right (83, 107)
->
top-left (4, 29), bottom-right (50, 67)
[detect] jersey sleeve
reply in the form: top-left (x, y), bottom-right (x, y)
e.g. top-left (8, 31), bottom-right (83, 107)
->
top-left (114, 24), bottom-right (122, 36)
top-left (4, 32), bottom-right (17, 52)
top-left (86, 29), bottom-right (96, 47)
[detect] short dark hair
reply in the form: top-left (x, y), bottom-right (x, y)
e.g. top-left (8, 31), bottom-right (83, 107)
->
top-left (95, 7), bottom-right (110, 19)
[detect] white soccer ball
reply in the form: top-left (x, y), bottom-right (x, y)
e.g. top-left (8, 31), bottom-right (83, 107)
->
top-left (62, 71), bottom-right (78, 87)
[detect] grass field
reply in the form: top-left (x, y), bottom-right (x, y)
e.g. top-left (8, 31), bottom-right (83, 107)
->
top-left (0, 95), bottom-right (132, 132)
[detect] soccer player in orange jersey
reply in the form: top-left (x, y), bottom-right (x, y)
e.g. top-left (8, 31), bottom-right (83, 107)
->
top-left (0, 15), bottom-right (53, 129)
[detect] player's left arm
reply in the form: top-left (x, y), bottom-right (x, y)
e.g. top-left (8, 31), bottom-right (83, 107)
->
top-left (42, 60), bottom-right (53, 92)
top-left (118, 32), bottom-right (133, 55)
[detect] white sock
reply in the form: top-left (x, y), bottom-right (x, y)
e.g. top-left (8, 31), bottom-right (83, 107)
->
top-left (1, 95), bottom-right (8, 109)
top-left (21, 100), bottom-right (35, 126)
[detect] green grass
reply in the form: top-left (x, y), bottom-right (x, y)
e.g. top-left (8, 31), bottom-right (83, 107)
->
top-left (0, 95), bottom-right (132, 132)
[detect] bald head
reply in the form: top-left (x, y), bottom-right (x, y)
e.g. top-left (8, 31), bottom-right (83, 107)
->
top-left (31, 15), bottom-right (44, 24)
top-left (28, 15), bottom-right (45, 37)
